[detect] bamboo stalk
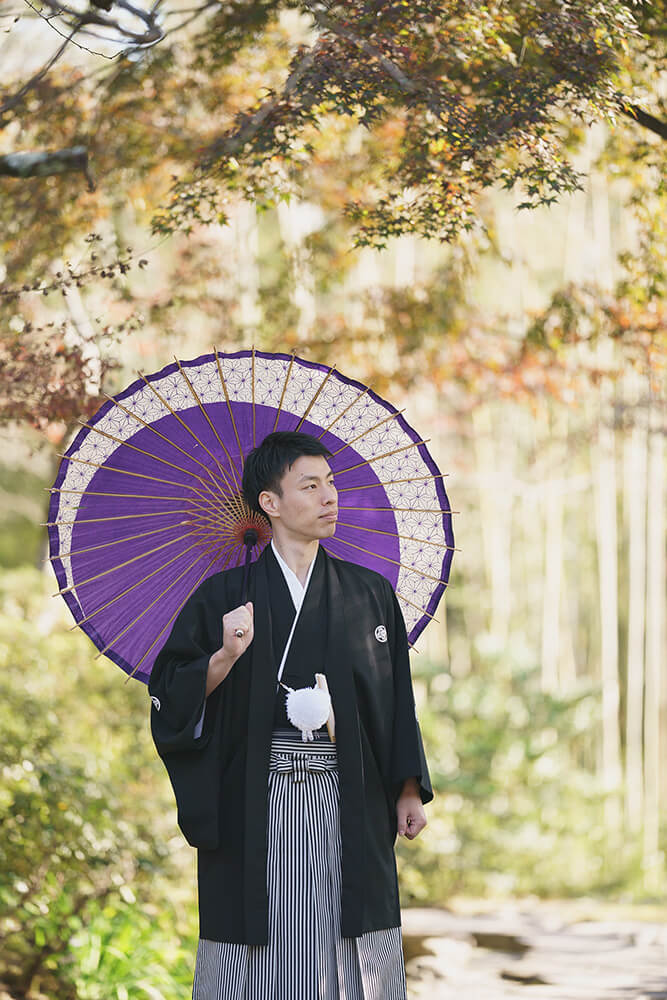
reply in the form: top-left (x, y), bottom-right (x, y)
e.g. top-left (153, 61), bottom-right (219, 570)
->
top-left (592, 355), bottom-right (623, 824)
top-left (643, 397), bottom-right (666, 887)
top-left (541, 408), bottom-right (567, 692)
top-left (624, 374), bottom-right (647, 833)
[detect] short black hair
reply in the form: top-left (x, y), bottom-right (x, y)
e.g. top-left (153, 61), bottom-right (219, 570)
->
top-left (242, 431), bottom-right (333, 524)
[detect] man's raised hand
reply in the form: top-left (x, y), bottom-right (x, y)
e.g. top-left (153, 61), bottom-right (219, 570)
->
top-left (222, 601), bottom-right (254, 659)
top-left (206, 601), bottom-right (253, 695)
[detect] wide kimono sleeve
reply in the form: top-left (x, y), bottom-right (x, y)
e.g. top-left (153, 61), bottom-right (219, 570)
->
top-left (148, 577), bottom-right (218, 754)
top-left (147, 577), bottom-right (229, 849)
top-left (385, 580), bottom-right (434, 805)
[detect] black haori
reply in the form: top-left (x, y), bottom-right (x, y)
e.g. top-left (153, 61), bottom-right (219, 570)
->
top-left (192, 730), bottom-right (407, 1000)
top-left (149, 542), bottom-right (432, 944)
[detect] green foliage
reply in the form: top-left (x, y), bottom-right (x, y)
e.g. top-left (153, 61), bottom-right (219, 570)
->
top-left (1, 0), bottom-right (654, 260)
top-left (397, 642), bottom-right (659, 904)
top-left (0, 0), bottom-right (664, 434)
top-left (156, 0), bottom-right (642, 247)
top-left (1, 565), bottom-right (666, 998)
top-left (0, 513), bottom-right (41, 569)
top-left (0, 569), bottom-right (197, 999)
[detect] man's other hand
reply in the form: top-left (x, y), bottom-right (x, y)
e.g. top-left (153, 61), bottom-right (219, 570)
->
top-left (396, 777), bottom-right (427, 840)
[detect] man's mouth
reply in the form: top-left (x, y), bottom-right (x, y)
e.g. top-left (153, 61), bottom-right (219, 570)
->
top-left (320, 512), bottom-right (338, 521)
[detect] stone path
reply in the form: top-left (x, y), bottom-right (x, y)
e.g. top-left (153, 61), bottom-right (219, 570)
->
top-left (403, 902), bottom-right (667, 999)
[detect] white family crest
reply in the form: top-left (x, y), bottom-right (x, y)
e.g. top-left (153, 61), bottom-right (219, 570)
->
top-left (150, 695), bottom-right (161, 711)
top-left (374, 625), bottom-right (388, 643)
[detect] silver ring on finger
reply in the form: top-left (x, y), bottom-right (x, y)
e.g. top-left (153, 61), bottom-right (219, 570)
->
top-left (235, 628), bottom-right (245, 638)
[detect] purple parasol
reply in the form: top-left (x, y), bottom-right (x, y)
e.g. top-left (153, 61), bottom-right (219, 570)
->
top-left (48, 348), bottom-right (456, 684)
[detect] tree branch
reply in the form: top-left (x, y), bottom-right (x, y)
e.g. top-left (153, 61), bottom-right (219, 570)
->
top-left (311, 9), bottom-right (421, 95)
top-left (617, 98), bottom-right (667, 140)
top-left (200, 7), bottom-right (424, 166)
top-left (0, 22), bottom-right (80, 118)
top-left (201, 41), bottom-right (324, 163)
top-left (25, 0), bottom-right (164, 48)
top-left (0, 146), bottom-right (96, 190)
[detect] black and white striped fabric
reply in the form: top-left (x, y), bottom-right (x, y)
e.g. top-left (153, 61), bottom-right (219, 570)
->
top-left (192, 730), bottom-right (407, 1000)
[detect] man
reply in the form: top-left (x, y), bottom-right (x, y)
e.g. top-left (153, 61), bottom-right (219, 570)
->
top-left (149, 430), bottom-right (432, 999)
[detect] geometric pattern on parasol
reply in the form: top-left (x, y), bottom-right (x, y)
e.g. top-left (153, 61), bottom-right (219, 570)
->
top-left (48, 348), bottom-right (456, 684)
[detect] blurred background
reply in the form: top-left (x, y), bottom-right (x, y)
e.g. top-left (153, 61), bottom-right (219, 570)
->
top-left (1, 2), bottom-right (665, 998)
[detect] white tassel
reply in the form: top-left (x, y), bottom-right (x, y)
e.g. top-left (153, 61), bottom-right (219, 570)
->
top-left (284, 684), bottom-right (332, 742)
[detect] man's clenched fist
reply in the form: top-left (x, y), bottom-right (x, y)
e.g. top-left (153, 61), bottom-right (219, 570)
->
top-left (223, 601), bottom-right (254, 659)
top-left (206, 601), bottom-right (254, 695)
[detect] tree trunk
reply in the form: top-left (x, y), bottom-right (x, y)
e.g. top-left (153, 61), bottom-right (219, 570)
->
top-left (37, 276), bottom-right (103, 572)
top-left (472, 403), bottom-right (512, 646)
top-left (277, 197), bottom-right (321, 339)
top-left (233, 200), bottom-right (262, 341)
top-left (592, 381), bottom-right (623, 823)
top-left (589, 164), bottom-right (622, 818)
top-left (643, 398), bottom-right (666, 887)
top-left (623, 375), bottom-right (648, 833)
top-left (541, 407), bottom-right (567, 692)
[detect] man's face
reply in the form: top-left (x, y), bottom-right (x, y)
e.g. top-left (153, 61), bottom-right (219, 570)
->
top-left (258, 454), bottom-right (338, 541)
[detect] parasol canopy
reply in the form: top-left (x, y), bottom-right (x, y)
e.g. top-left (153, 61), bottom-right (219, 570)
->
top-left (48, 348), bottom-right (456, 683)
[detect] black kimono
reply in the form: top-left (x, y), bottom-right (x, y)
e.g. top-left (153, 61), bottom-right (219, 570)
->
top-left (148, 541), bottom-right (432, 945)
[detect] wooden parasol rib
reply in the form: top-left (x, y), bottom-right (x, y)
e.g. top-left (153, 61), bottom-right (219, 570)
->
top-left (329, 535), bottom-right (449, 585)
top-left (69, 536), bottom-right (231, 630)
top-left (126, 541), bottom-right (230, 681)
top-left (53, 526), bottom-right (220, 596)
top-left (44, 509), bottom-right (195, 527)
top-left (272, 351), bottom-right (298, 433)
top-left (96, 537), bottom-right (226, 662)
top-left (173, 357), bottom-right (245, 506)
top-left (137, 370), bottom-right (238, 501)
top-left (335, 472), bottom-right (448, 492)
top-left (316, 386), bottom-right (369, 440)
top-left (334, 519), bottom-right (458, 551)
top-left (76, 419), bottom-right (227, 515)
top-left (328, 408), bottom-right (407, 457)
top-left (295, 364), bottom-right (338, 431)
top-left (214, 347), bottom-right (245, 473)
top-left (52, 520), bottom-right (195, 560)
top-left (101, 390), bottom-right (234, 495)
top-left (56, 452), bottom-right (220, 506)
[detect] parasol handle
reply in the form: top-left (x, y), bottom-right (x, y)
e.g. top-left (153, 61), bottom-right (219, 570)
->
top-left (241, 528), bottom-right (258, 604)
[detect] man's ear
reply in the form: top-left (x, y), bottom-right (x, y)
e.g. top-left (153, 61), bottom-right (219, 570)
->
top-left (258, 489), bottom-right (277, 520)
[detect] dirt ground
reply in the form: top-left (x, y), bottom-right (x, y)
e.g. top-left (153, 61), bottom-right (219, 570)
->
top-left (403, 899), bottom-right (667, 1000)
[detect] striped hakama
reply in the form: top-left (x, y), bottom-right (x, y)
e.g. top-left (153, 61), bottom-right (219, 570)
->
top-left (193, 730), bottom-right (407, 1000)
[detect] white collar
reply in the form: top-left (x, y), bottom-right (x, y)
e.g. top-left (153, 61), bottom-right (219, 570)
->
top-left (270, 539), bottom-right (318, 612)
